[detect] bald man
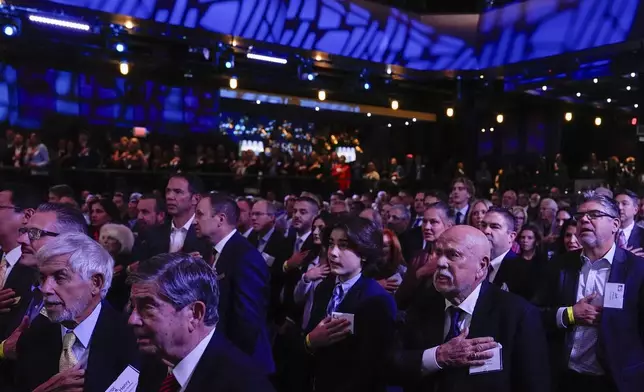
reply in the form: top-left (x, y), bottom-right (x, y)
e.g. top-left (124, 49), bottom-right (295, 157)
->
top-left (392, 226), bottom-right (550, 392)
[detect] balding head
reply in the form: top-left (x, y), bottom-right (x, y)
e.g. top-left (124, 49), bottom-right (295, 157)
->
top-left (433, 226), bottom-right (490, 304)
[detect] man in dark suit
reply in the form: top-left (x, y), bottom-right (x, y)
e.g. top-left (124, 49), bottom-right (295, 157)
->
top-left (615, 190), bottom-right (644, 252)
top-left (535, 194), bottom-right (644, 392)
top-left (392, 225), bottom-right (550, 392)
top-left (481, 207), bottom-right (538, 300)
top-left (132, 174), bottom-right (211, 262)
top-left (248, 200), bottom-right (288, 323)
top-left (194, 193), bottom-right (273, 374)
top-left (15, 233), bottom-right (139, 392)
top-left (450, 177), bottom-right (474, 225)
top-left (129, 253), bottom-right (274, 392)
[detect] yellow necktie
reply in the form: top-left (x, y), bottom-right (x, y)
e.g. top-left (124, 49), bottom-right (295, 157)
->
top-left (59, 331), bottom-right (78, 372)
top-left (0, 255), bottom-right (8, 289)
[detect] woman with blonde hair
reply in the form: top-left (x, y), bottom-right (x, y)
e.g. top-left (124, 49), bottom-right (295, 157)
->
top-left (99, 223), bottom-right (135, 309)
top-left (468, 199), bottom-right (493, 230)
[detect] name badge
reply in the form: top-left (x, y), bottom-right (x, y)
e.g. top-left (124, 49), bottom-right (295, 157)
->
top-left (331, 312), bottom-right (355, 334)
top-left (604, 283), bottom-right (625, 309)
top-left (470, 343), bottom-right (503, 374)
top-left (105, 365), bottom-right (139, 392)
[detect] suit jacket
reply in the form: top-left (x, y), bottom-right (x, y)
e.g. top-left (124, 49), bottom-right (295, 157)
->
top-left (534, 248), bottom-right (644, 392)
top-left (305, 275), bottom-right (397, 392)
top-left (15, 302), bottom-right (139, 392)
top-left (215, 231), bottom-right (274, 374)
top-left (393, 282), bottom-right (550, 392)
top-left (490, 250), bottom-right (541, 301)
top-left (0, 263), bottom-right (36, 340)
top-left (131, 222), bottom-right (212, 262)
top-left (399, 226), bottom-right (424, 264)
top-left (248, 228), bottom-right (289, 323)
top-left (136, 331), bottom-right (275, 392)
top-left (628, 224), bottom-right (644, 249)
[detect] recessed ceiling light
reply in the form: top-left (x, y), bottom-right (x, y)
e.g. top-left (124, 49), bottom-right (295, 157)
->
top-left (627, 86), bottom-right (632, 91)
top-left (541, 85), bottom-right (547, 91)
top-left (635, 104), bottom-right (639, 108)
top-left (593, 78), bottom-right (598, 83)
top-left (607, 98), bottom-right (612, 103)
top-left (576, 92), bottom-right (581, 97)
top-left (631, 72), bottom-right (637, 78)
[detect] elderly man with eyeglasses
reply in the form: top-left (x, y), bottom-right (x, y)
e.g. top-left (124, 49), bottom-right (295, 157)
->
top-left (535, 193), bottom-right (644, 392)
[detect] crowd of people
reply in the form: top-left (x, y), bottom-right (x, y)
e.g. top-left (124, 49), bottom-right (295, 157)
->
top-left (0, 168), bottom-right (641, 392)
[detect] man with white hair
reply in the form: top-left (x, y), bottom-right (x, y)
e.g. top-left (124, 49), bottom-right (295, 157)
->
top-left (14, 233), bottom-right (139, 392)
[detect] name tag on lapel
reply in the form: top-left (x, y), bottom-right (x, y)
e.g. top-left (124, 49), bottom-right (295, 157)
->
top-left (105, 365), bottom-right (139, 392)
top-left (604, 283), bottom-right (625, 309)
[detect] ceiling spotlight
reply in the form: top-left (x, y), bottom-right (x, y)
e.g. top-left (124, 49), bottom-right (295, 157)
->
top-left (119, 61), bottom-right (129, 75)
top-left (315, 55), bottom-right (322, 61)
top-left (489, 127), bottom-right (494, 132)
top-left (2, 24), bottom-right (17, 36)
top-left (391, 100), bottom-right (399, 110)
top-left (231, 39), bottom-right (237, 47)
top-left (496, 114), bottom-right (504, 123)
top-left (315, 107), bottom-right (320, 111)
top-left (593, 78), bottom-right (598, 83)
top-left (632, 72), bottom-right (637, 78)
top-left (576, 92), bottom-right (581, 97)
top-left (124, 20), bottom-right (134, 29)
top-left (627, 86), bottom-right (632, 91)
top-left (606, 98), bottom-right (612, 103)
top-left (387, 123), bottom-right (392, 128)
top-left (635, 104), bottom-right (640, 108)
top-left (541, 85), bottom-right (547, 91)
top-left (481, 128), bottom-right (486, 133)
top-left (405, 121), bottom-right (409, 126)
top-left (479, 75), bottom-right (484, 79)
top-left (229, 77), bottom-right (238, 90)
top-left (367, 113), bottom-right (371, 117)
top-left (307, 73), bottom-right (315, 81)
top-left (318, 90), bottom-right (326, 101)
top-left (446, 108), bottom-right (454, 117)
top-left (595, 117), bottom-right (602, 126)
top-left (363, 82), bottom-right (370, 90)
top-left (565, 112), bottom-right (573, 122)
top-left (256, 100), bottom-right (261, 104)
top-left (386, 66), bottom-right (392, 75)
top-left (412, 118), bottom-right (417, 122)
top-left (115, 43), bottom-right (126, 53)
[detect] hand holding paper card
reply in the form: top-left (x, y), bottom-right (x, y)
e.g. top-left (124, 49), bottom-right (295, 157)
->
top-left (105, 365), bottom-right (139, 392)
top-left (470, 344), bottom-right (503, 374)
top-left (331, 312), bottom-right (355, 334)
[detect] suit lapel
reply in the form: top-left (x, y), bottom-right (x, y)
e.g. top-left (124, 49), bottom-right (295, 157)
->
top-left (336, 276), bottom-right (366, 314)
top-left (40, 320), bottom-right (63, 383)
top-left (607, 247), bottom-right (629, 285)
top-left (160, 224), bottom-right (172, 253)
top-left (307, 276), bottom-right (335, 331)
top-left (184, 334), bottom-right (223, 392)
top-left (628, 225), bottom-right (641, 248)
top-left (468, 283), bottom-right (496, 338)
top-left (85, 304), bottom-right (118, 392)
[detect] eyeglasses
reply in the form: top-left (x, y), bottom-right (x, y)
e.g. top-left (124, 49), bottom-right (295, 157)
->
top-left (572, 210), bottom-right (617, 221)
top-left (18, 227), bottom-right (59, 241)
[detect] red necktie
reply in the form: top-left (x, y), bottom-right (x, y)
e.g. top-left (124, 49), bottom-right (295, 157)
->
top-left (159, 372), bottom-right (180, 392)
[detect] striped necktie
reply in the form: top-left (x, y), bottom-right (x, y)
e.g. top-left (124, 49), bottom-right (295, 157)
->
top-left (59, 331), bottom-right (78, 372)
top-left (159, 371), bottom-right (180, 392)
top-left (0, 254), bottom-right (8, 289)
top-left (326, 284), bottom-right (345, 315)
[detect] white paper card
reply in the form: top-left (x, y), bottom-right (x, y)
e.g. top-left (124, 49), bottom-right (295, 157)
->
top-left (331, 312), bottom-right (355, 334)
top-left (469, 343), bottom-right (502, 374)
top-left (105, 365), bottom-right (139, 392)
top-left (604, 283), bottom-right (625, 309)
top-left (261, 252), bottom-right (276, 267)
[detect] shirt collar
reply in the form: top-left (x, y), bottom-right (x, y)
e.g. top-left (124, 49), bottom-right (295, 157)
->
top-left (444, 282), bottom-right (482, 316)
top-left (297, 230), bottom-right (312, 244)
top-left (335, 273), bottom-right (362, 294)
top-left (60, 302), bottom-right (102, 349)
top-left (172, 327), bottom-right (216, 388)
top-left (214, 229), bottom-right (237, 254)
top-left (581, 243), bottom-right (616, 265)
top-left (456, 205), bottom-right (469, 216)
top-left (261, 227), bottom-right (275, 243)
top-left (4, 245), bottom-right (22, 267)
top-left (171, 214), bottom-right (195, 232)
top-left (490, 249), bottom-right (511, 271)
top-left (242, 227), bottom-right (253, 238)
top-left (622, 221), bottom-right (635, 238)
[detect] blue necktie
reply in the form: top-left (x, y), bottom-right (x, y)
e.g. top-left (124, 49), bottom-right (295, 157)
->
top-left (326, 284), bottom-right (345, 315)
top-left (444, 307), bottom-right (463, 342)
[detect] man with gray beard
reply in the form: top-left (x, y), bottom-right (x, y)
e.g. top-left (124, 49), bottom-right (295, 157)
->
top-left (14, 233), bottom-right (138, 392)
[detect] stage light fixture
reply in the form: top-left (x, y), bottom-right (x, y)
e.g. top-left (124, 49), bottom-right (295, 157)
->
top-left (576, 92), bottom-right (581, 97)
top-left (632, 117), bottom-right (638, 126)
top-left (124, 20), bottom-right (134, 29)
top-left (446, 108), bottom-right (454, 117)
top-left (490, 128), bottom-right (494, 132)
top-left (541, 85), bottom-right (547, 91)
top-left (246, 53), bottom-right (287, 65)
top-left (256, 100), bottom-right (261, 104)
top-left (631, 72), bottom-right (637, 78)
top-left (306, 73), bottom-right (316, 81)
top-left (565, 112), bottom-right (572, 122)
top-left (636, 104), bottom-right (640, 108)
top-left (627, 86), bottom-right (632, 91)
top-left (387, 123), bottom-right (392, 128)
top-left (479, 75), bottom-right (484, 79)
top-left (367, 113), bottom-right (371, 117)
top-left (315, 55), bottom-right (322, 61)
top-left (481, 128), bottom-right (486, 133)
top-left (391, 100), bottom-right (399, 110)
top-left (28, 14), bottom-right (91, 31)
top-left (412, 118), bottom-right (417, 122)
top-left (386, 66), bottom-right (392, 75)
top-left (405, 121), bottom-right (409, 126)
top-left (593, 78), bottom-right (598, 83)
top-left (363, 82), bottom-right (370, 90)
top-left (595, 117), bottom-right (602, 126)
top-left (115, 43), bottom-right (126, 53)
top-left (606, 98), bottom-right (612, 103)
top-left (2, 24), bottom-right (17, 36)
top-left (119, 62), bottom-right (129, 75)
top-left (229, 77), bottom-right (238, 90)
top-left (496, 114), bottom-right (504, 123)
top-left (315, 107), bottom-right (320, 111)
top-left (231, 39), bottom-right (237, 46)
top-left (318, 90), bottom-right (326, 101)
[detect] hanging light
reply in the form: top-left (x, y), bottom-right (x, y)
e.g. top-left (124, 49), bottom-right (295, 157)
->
top-left (391, 100), bottom-right (399, 110)
top-left (318, 90), bottom-right (326, 101)
top-left (496, 114), bottom-right (504, 123)
top-left (565, 112), bottom-right (573, 122)
top-left (446, 108), bottom-right (454, 117)
top-left (119, 62), bottom-right (129, 75)
top-left (595, 117), bottom-right (602, 126)
top-left (229, 77), bottom-right (238, 89)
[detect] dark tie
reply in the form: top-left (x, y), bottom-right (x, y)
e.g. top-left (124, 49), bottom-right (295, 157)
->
top-left (444, 307), bottom-right (463, 342)
top-left (159, 372), bottom-right (180, 392)
top-left (456, 212), bottom-right (463, 225)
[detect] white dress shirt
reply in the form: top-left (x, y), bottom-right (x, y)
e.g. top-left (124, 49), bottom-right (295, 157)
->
top-left (294, 256), bottom-right (321, 329)
top-left (555, 244), bottom-right (615, 375)
top-left (294, 230), bottom-right (312, 253)
top-left (454, 205), bottom-right (469, 224)
top-left (421, 283), bottom-right (483, 374)
top-left (325, 273), bottom-right (362, 313)
top-left (212, 229), bottom-right (237, 267)
top-left (169, 214), bottom-right (195, 253)
top-left (488, 249), bottom-right (510, 283)
top-left (2, 245), bottom-right (22, 285)
top-left (172, 327), bottom-right (216, 392)
top-left (258, 227), bottom-right (275, 253)
top-left (621, 221), bottom-right (635, 244)
top-left (59, 302), bottom-right (102, 369)
top-left (242, 227), bottom-right (253, 238)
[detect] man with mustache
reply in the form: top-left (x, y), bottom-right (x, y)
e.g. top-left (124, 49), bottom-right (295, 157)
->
top-left (535, 194), bottom-right (644, 392)
top-left (392, 225), bottom-right (549, 392)
top-left (14, 233), bottom-right (138, 392)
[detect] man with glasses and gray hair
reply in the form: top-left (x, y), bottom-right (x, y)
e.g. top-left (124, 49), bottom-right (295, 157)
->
top-left (129, 253), bottom-right (274, 392)
top-left (15, 232), bottom-right (139, 392)
top-left (535, 193), bottom-right (644, 392)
